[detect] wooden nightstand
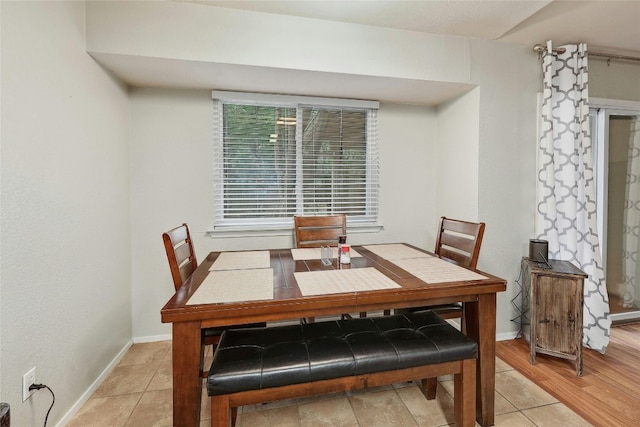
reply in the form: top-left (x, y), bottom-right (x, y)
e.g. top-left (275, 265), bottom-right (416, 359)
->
top-left (521, 257), bottom-right (587, 376)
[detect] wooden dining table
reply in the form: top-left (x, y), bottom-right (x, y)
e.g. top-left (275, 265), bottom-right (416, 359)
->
top-left (161, 243), bottom-right (506, 426)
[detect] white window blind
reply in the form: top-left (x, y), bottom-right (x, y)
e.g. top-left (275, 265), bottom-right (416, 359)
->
top-left (212, 91), bottom-right (379, 230)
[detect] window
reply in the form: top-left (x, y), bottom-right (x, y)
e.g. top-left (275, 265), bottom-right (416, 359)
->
top-left (212, 91), bottom-right (379, 230)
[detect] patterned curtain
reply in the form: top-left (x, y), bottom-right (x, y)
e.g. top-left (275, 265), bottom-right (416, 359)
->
top-left (535, 41), bottom-right (611, 353)
top-left (623, 117), bottom-right (640, 307)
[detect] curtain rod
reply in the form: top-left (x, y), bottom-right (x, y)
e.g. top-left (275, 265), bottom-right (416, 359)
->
top-left (532, 44), bottom-right (566, 54)
top-left (589, 52), bottom-right (640, 64)
top-left (532, 43), bottom-right (640, 63)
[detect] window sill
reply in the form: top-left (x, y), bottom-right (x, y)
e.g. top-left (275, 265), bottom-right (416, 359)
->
top-left (207, 223), bottom-right (384, 239)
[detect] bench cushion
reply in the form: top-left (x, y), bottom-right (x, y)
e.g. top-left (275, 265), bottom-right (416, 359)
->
top-left (207, 310), bottom-right (477, 396)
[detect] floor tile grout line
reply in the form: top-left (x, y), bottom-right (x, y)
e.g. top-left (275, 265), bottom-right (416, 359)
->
top-left (346, 389), bottom-right (363, 427)
top-left (127, 360), bottom-right (161, 427)
top-left (393, 387), bottom-right (420, 427)
top-left (121, 391), bottom-right (145, 427)
top-left (69, 341), bottom-right (584, 426)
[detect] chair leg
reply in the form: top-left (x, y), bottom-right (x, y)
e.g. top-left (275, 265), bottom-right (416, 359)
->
top-left (201, 343), bottom-right (217, 378)
top-left (419, 377), bottom-right (438, 400)
top-left (211, 395), bottom-right (232, 427)
top-left (231, 407), bottom-right (238, 427)
top-left (454, 359), bottom-right (476, 427)
top-left (460, 303), bottom-right (466, 334)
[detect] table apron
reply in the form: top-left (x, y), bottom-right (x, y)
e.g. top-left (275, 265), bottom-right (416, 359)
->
top-left (165, 293), bottom-right (484, 327)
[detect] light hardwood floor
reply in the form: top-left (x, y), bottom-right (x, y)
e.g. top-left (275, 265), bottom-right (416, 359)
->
top-left (496, 322), bottom-right (640, 427)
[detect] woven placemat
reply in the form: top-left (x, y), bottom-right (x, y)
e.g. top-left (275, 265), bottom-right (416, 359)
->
top-left (187, 268), bottom-right (274, 305)
top-left (391, 257), bottom-right (487, 283)
top-left (294, 267), bottom-right (400, 296)
top-left (209, 251), bottom-right (271, 271)
top-left (291, 247), bottom-right (363, 261)
top-left (362, 243), bottom-right (432, 260)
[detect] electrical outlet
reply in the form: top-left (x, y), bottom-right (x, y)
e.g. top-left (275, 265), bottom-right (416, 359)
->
top-left (22, 367), bottom-right (36, 402)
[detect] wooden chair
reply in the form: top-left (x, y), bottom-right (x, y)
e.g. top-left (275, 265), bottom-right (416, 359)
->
top-left (162, 223), bottom-right (264, 377)
top-left (426, 216), bottom-right (486, 318)
top-left (163, 223), bottom-right (198, 292)
top-left (293, 215), bottom-right (358, 320)
top-left (410, 216), bottom-right (485, 398)
top-left (293, 214), bottom-right (346, 248)
top-left (435, 216), bottom-right (485, 272)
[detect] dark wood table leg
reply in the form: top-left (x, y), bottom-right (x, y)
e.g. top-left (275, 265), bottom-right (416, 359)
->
top-left (465, 293), bottom-right (496, 427)
top-left (172, 321), bottom-right (203, 427)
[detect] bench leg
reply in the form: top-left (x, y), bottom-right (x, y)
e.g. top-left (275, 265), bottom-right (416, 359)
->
top-left (211, 395), bottom-right (232, 427)
top-left (419, 377), bottom-right (438, 400)
top-left (454, 359), bottom-right (476, 427)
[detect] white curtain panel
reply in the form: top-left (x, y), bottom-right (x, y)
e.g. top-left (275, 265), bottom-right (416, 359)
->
top-left (535, 41), bottom-right (611, 353)
top-left (623, 117), bottom-right (640, 308)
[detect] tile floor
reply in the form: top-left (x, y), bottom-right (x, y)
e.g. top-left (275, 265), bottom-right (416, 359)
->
top-left (67, 340), bottom-right (592, 427)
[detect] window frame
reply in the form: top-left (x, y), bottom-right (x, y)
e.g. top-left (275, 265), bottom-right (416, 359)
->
top-left (210, 91), bottom-right (380, 235)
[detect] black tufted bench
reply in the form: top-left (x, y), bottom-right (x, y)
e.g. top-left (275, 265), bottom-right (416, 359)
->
top-left (207, 311), bottom-right (477, 427)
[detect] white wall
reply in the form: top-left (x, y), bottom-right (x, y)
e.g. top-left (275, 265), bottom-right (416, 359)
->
top-left (130, 88), bottom-right (214, 338)
top-left (590, 60), bottom-right (640, 101)
top-left (376, 103), bottom-right (438, 249)
top-left (0, 1), bottom-right (636, 424)
top-left (436, 88), bottom-right (480, 221)
top-left (471, 39), bottom-right (541, 333)
top-left (0, 0), bottom-right (4, 404)
top-left (114, 1), bottom-right (540, 341)
top-left (122, 6), bottom-right (640, 342)
top-left (0, 2), bottom-right (131, 425)
top-left (86, 1), bottom-right (472, 85)
top-left (130, 88), bottom-right (438, 337)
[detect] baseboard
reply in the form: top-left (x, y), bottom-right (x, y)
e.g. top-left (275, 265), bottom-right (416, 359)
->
top-left (133, 333), bottom-right (172, 343)
top-left (611, 311), bottom-right (640, 324)
top-left (497, 330), bottom-right (520, 341)
top-left (54, 339), bottom-right (133, 427)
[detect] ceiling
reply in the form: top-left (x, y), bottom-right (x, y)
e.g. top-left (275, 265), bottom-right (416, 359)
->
top-left (91, 1), bottom-right (640, 105)
top-left (195, 0), bottom-right (640, 55)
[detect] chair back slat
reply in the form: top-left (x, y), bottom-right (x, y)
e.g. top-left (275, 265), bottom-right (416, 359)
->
top-left (174, 242), bottom-right (192, 266)
top-left (294, 215), bottom-right (346, 248)
top-left (434, 217), bottom-right (485, 269)
top-left (439, 232), bottom-right (477, 254)
top-left (163, 223), bottom-right (198, 290)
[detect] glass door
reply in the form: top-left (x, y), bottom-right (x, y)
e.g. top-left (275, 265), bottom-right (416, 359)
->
top-left (592, 99), bottom-right (640, 322)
